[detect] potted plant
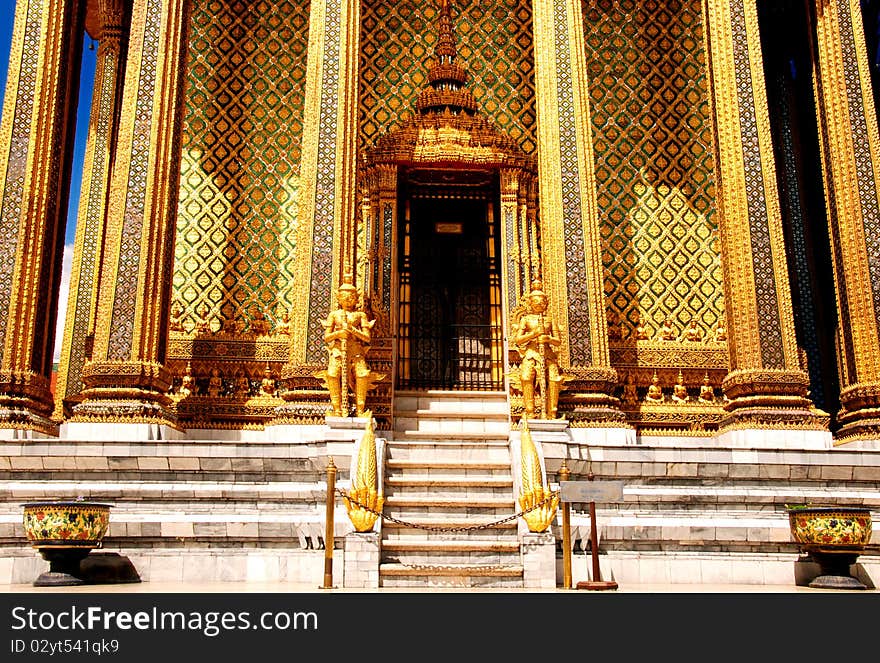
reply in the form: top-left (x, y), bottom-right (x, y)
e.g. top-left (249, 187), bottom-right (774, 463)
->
top-left (785, 504), bottom-right (873, 590)
top-left (22, 500), bottom-right (112, 586)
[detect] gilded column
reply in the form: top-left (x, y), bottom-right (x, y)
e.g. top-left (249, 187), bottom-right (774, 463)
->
top-left (500, 168), bottom-right (521, 316)
top-left (279, 0), bottom-right (361, 417)
top-left (53, 0), bottom-right (125, 420)
top-left (532, 0), bottom-right (620, 421)
top-left (375, 163), bottom-right (396, 328)
top-left (705, 0), bottom-right (827, 431)
top-left (71, 0), bottom-right (190, 428)
top-left (811, 0), bottom-right (880, 440)
top-left (0, 0), bottom-right (84, 436)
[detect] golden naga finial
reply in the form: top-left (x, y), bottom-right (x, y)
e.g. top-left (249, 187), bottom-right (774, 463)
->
top-left (518, 419), bottom-right (559, 533)
top-left (343, 414), bottom-right (385, 532)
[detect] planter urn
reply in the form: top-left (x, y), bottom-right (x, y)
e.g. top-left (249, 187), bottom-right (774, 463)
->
top-left (787, 506), bottom-right (873, 590)
top-left (22, 501), bottom-right (112, 586)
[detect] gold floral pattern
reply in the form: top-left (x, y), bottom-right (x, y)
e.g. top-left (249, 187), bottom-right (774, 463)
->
top-left (22, 503), bottom-right (111, 547)
top-left (788, 508), bottom-right (872, 547)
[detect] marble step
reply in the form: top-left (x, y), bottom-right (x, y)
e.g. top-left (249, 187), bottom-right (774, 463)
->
top-left (0, 507), bottom-right (338, 549)
top-left (566, 508), bottom-right (880, 551)
top-left (381, 548), bottom-right (521, 566)
top-left (381, 539), bottom-right (520, 553)
top-left (384, 495), bottom-right (514, 510)
top-left (0, 480), bottom-right (327, 503)
top-left (385, 460), bottom-right (511, 473)
top-left (384, 477), bottom-right (514, 499)
top-left (385, 476), bottom-right (514, 487)
top-left (391, 430), bottom-right (509, 443)
top-left (381, 517), bottom-right (518, 535)
top-left (384, 443), bottom-right (510, 462)
top-left (393, 391), bottom-right (509, 416)
top-left (384, 438), bottom-right (510, 447)
top-left (392, 416), bottom-right (511, 436)
top-left (378, 562), bottom-right (523, 588)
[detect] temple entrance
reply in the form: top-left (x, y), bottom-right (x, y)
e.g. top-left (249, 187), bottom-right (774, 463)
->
top-left (396, 169), bottom-right (504, 390)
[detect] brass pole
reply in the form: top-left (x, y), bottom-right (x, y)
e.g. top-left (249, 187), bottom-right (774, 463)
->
top-left (588, 499), bottom-right (601, 582)
top-left (559, 461), bottom-right (571, 589)
top-left (320, 457), bottom-right (337, 589)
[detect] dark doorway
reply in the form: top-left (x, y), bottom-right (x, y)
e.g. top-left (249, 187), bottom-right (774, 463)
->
top-left (758, 0), bottom-right (840, 424)
top-left (397, 170), bottom-right (504, 390)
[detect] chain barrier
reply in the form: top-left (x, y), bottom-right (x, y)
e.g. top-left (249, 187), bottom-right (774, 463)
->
top-left (335, 487), bottom-right (559, 533)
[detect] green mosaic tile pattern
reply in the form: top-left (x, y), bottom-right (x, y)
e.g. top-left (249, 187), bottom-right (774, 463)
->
top-left (583, 0), bottom-right (725, 339)
top-left (174, 0), bottom-right (310, 329)
top-left (359, 0), bottom-right (536, 155)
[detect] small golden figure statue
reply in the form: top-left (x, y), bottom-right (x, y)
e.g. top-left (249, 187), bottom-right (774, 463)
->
top-left (513, 280), bottom-right (564, 419)
top-left (621, 373), bottom-right (638, 405)
top-left (633, 311), bottom-right (649, 340)
top-left (713, 318), bottom-right (727, 342)
top-left (260, 364), bottom-right (276, 396)
top-left (699, 373), bottom-right (715, 403)
top-left (658, 315), bottom-right (677, 341)
top-left (672, 370), bottom-right (689, 403)
top-left (316, 278), bottom-right (384, 417)
top-left (169, 301), bottom-right (185, 332)
top-left (250, 306), bottom-right (271, 336)
top-left (179, 362), bottom-right (195, 398)
top-left (234, 371), bottom-right (250, 399)
top-left (682, 319), bottom-right (703, 343)
top-left (194, 304), bottom-right (211, 335)
top-left (274, 309), bottom-right (290, 336)
top-left (207, 368), bottom-right (223, 398)
top-left (646, 370), bottom-right (664, 403)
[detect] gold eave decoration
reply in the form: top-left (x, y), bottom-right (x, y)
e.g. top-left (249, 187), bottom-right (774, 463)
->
top-left (518, 419), bottom-right (559, 533)
top-left (365, 111), bottom-right (534, 172)
top-left (343, 414), bottom-right (385, 533)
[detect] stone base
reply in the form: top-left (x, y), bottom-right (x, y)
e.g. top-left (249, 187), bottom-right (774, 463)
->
top-left (325, 415), bottom-right (376, 437)
top-left (262, 423), bottom-right (329, 444)
top-left (717, 427), bottom-right (832, 450)
top-left (0, 427), bottom-right (56, 440)
top-left (343, 531), bottom-right (380, 588)
top-left (568, 426), bottom-right (637, 446)
top-left (62, 421), bottom-right (186, 442)
top-left (521, 531), bottom-right (556, 589)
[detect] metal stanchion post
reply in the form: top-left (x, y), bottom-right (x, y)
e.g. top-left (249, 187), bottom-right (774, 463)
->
top-left (320, 457), bottom-right (337, 589)
top-left (576, 471), bottom-right (617, 591)
top-left (559, 461), bottom-right (572, 589)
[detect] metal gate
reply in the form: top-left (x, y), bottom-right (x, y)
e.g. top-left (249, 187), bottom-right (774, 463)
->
top-left (397, 175), bottom-right (504, 390)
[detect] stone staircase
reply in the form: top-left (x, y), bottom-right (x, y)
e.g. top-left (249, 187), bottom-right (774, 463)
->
top-left (0, 436), bottom-right (347, 584)
top-left (379, 391), bottom-right (523, 588)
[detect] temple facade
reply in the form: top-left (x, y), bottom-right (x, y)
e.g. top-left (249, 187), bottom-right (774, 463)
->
top-left (0, 0), bottom-right (879, 588)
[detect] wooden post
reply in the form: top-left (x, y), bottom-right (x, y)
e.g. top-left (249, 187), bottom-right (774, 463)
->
top-left (576, 472), bottom-right (617, 591)
top-left (320, 457), bottom-right (337, 589)
top-left (559, 461), bottom-right (572, 589)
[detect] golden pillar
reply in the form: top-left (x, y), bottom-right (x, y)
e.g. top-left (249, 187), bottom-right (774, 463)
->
top-left (705, 0), bottom-right (826, 430)
top-left (53, 0), bottom-right (126, 420)
top-left (72, 0), bottom-right (190, 425)
top-left (373, 162), bottom-right (396, 331)
top-left (531, 0), bottom-right (620, 422)
top-left (278, 0), bottom-right (362, 419)
top-left (0, 0), bottom-right (84, 435)
top-left (812, 0), bottom-right (880, 440)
